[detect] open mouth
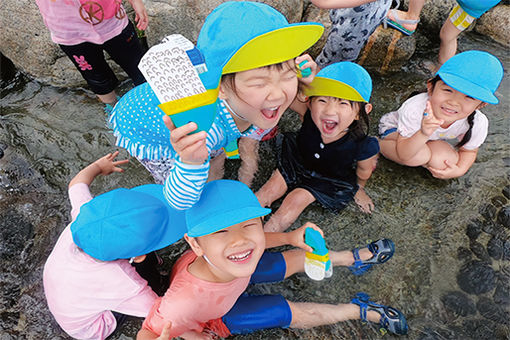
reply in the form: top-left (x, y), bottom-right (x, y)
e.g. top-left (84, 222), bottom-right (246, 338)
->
top-left (441, 106), bottom-right (458, 115)
top-left (322, 119), bottom-right (338, 134)
top-left (227, 249), bottom-right (253, 263)
top-left (260, 106), bottom-right (280, 120)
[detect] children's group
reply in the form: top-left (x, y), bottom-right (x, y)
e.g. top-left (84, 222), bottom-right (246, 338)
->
top-left (36, 0), bottom-right (504, 339)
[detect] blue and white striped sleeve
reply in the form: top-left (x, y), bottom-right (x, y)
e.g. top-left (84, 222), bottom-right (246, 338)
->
top-left (163, 121), bottom-right (225, 210)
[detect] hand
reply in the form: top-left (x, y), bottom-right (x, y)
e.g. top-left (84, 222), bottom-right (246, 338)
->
top-left (354, 187), bottom-right (374, 214)
top-left (156, 322), bottom-right (172, 340)
top-left (427, 160), bottom-right (462, 179)
top-left (163, 116), bottom-right (209, 165)
top-left (130, 0), bottom-right (149, 30)
top-left (420, 101), bottom-right (443, 137)
top-left (93, 151), bottom-right (129, 175)
top-left (289, 222), bottom-right (324, 252)
top-left (294, 54), bottom-right (318, 86)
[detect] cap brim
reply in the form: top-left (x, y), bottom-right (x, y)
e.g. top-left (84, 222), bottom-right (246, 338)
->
top-left (438, 72), bottom-right (499, 104)
top-left (304, 77), bottom-right (367, 102)
top-left (223, 23), bottom-right (324, 74)
top-left (187, 206), bottom-right (271, 238)
top-left (131, 184), bottom-right (187, 252)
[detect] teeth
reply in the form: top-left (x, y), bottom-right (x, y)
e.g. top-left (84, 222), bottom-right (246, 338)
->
top-left (228, 250), bottom-right (252, 261)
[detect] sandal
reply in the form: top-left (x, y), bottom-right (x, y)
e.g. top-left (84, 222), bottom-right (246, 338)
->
top-left (349, 239), bottom-right (394, 275)
top-left (383, 0), bottom-right (419, 36)
top-left (351, 292), bottom-right (408, 335)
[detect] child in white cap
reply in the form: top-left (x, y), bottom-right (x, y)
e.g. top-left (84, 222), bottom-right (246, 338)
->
top-left (43, 152), bottom-right (187, 340)
top-left (257, 62), bottom-right (379, 233)
top-left (137, 180), bottom-right (407, 339)
top-left (109, 1), bottom-right (323, 199)
top-left (379, 50), bottom-right (504, 179)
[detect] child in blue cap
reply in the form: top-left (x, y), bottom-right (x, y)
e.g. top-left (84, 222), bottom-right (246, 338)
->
top-left (257, 62), bottom-right (379, 232)
top-left (43, 152), bottom-right (187, 340)
top-left (108, 1), bottom-right (324, 203)
top-left (379, 50), bottom-right (504, 179)
top-left (137, 180), bottom-right (407, 339)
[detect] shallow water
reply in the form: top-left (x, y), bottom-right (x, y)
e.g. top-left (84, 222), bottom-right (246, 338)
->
top-left (1, 33), bottom-right (509, 339)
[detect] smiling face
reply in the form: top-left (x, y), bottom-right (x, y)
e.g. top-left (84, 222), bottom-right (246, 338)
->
top-left (427, 80), bottom-right (487, 128)
top-left (309, 96), bottom-right (371, 144)
top-left (185, 218), bottom-right (266, 283)
top-left (219, 60), bottom-right (299, 131)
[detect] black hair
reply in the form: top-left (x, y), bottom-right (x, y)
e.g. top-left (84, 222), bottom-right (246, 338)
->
top-left (348, 101), bottom-right (370, 140)
top-left (427, 75), bottom-right (477, 148)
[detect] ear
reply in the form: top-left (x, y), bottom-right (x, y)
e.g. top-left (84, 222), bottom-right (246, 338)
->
top-left (426, 81), bottom-right (434, 96)
top-left (218, 83), bottom-right (228, 100)
top-left (364, 103), bottom-right (373, 115)
top-left (132, 254), bottom-right (147, 263)
top-left (477, 102), bottom-right (488, 110)
top-left (184, 234), bottom-right (204, 257)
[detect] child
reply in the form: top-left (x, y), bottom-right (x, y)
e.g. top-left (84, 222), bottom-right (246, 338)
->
top-left (43, 152), bottom-right (188, 340)
top-left (384, 0), bottom-right (424, 35)
top-left (108, 1), bottom-right (323, 205)
top-left (378, 50), bottom-right (503, 179)
top-left (137, 180), bottom-right (407, 339)
top-left (35, 0), bottom-right (148, 111)
top-left (257, 62), bottom-right (379, 233)
top-left (312, 0), bottom-right (392, 67)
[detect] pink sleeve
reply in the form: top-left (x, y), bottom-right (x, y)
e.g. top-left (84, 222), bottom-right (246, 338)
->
top-left (68, 183), bottom-right (93, 220)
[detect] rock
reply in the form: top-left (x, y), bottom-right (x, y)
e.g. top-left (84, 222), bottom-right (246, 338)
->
top-left (497, 206), bottom-right (510, 229)
top-left (302, 2), bottom-right (331, 58)
top-left (503, 185), bottom-right (510, 200)
top-left (470, 240), bottom-right (491, 262)
top-left (462, 318), bottom-right (497, 340)
top-left (493, 277), bottom-right (510, 305)
top-left (405, 0), bottom-right (457, 38)
top-left (357, 26), bottom-right (416, 74)
top-left (479, 203), bottom-right (497, 221)
top-left (477, 296), bottom-right (510, 324)
top-left (441, 291), bottom-right (476, 317)
top-left (457, 261), bottom-right (496, 295)
top-left (457, 246), bottom-right (472, 262)
top-left (0, 209), bottom-right (34, 261)
top-left (466, 220), bottom-right (482, 240)
top-left (487, 236), bottom-right (504, 260)
top-left (491, 196), bottom-right (507, 208)
top-left (504, 239), bottom-right (510, 261)
top-left (482, 220), bottom-right (503, 236)
top-left (475, 4), bottom-right (510, 47)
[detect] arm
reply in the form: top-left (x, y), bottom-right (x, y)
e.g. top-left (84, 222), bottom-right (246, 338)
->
top-left (68, 151), bottom-right (128, 188)
top-left (311, 0), bottom-right (377, 9)
top-left (354, 154), bottom-right (377, 213)
top-left (137, 323), bottom-right (172, 340)
top-left (265, 222), bottom-right (324, 252)
top-left (428, 147), bottom-right (478, 179)
top-left (127, 0), bottom-right (148, 30)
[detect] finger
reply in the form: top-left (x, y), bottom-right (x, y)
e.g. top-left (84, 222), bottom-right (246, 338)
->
top-left (162, 115), bottom-right (176, 132)
top-left (181, 138), bottom-right (207, 156)
top-left (113, 167), bottom-right (125, 173)
top-left (169, 123), bottom-right (200, 143)
top-left (113, 159), bottom-right (130, 166)
top-left (172, 131), bottom-right (207, 152)
top-left (305, 222), bottom-right (324, 237)
top-left (111, 151), bottom-right (120, 159)
top-left (159, 322), bottom-right (172, 340)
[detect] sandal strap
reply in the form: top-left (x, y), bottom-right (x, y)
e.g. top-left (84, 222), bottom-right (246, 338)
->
top-left (352, 248), bottom-right (362, 267)
top-left (388, 9), bottom-right (420, 25)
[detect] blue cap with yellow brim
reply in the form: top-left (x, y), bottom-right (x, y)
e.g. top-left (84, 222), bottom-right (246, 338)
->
top-left (197, 1), bottom-right (324, 81)
top-left (304, 62), bottom-right (372, 103)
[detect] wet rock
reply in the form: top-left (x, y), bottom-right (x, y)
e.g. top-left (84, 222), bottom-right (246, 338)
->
top-left (504, 239), bottom-right (510, 261)
top-left (462, 318), bottom-right (497, 340)
top-left (488, 236), bottom-right (504, 260)
top-left (417, 326), bottom-right (469, 340)
top-left (482, 220), bottom-right (503, 236)
top-left (470, 240), bottom-right (491, 262)
top-left (477, 296), bottom-right (510, 324)
top-left (491, 196), bottom-right (508, 208)
top-left (457, 246), bottom-right (472, 262)
top-left (493, 278), bottom-right (510, 305)
top-left (475, 4), bottom-right (510, 47)
top-left (441, 291), bottom-right (476, 317)
top-left (0, 209), bottom-right (34, 260)
top-left (503, 185), bottom-right (510, 200)
top-left (457, 261), bottom-right (496, 295)
top-left (479, 203), bottom-right (497, 221)
top-left (466, 220), bottom-right (482, 240)
top-left (497, 206), bottom-right (510, 229)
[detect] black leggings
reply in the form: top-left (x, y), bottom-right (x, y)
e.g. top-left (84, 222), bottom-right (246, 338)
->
top-left (59, 20), bottom-right (146, 95)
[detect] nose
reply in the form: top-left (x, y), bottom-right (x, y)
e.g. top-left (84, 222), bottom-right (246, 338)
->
top-left (227, 228), bottom-right (249, 247)
top-left (266, 83), bottom-right (286, 103)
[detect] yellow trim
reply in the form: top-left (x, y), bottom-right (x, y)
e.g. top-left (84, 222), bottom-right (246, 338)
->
top-left (306, 252), bottom-right (330, 263)
top-left (224, 149), bottom-right (239, 157)
top-left (158, 87), bottom-right (219, 116)
top-left (223, 25), bottom-right (324, 74)
top-left (304, 77), bottom-right (366, 102)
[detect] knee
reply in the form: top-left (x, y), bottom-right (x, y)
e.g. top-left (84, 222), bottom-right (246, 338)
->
top-left (427, 140), bottom-right (459, 169)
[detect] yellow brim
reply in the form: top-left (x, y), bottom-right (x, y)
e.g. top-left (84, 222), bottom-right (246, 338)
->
top-left (223, 24), bottom-right (324, 74)
top-left (158, 87), bottom-right (220, 116)
top-left (304, 77), bottom-right (367, 102)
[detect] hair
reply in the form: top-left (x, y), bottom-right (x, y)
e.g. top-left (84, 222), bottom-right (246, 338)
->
top-left (427, 75), bottom-right (476, 148)
top-left (220, 60), bottom-right (297, 94)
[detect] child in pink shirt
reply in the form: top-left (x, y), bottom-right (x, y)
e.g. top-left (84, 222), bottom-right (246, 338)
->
top-left (35, 0), bottom-right (148, 110)
top-left (138, 180), bottom-right (408, 339)
top-left (43, 152), bottom-right (187, 340)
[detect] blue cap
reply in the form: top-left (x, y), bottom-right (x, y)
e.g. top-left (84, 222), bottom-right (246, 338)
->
top-left (197, 1), bottom-right (323, 82)
top-left (304, 62), bottom-right (372, 102)
top-left (71, 184), bottom-right (186, 261)
top-left (185, 180), bottom-right (271, 237)
top-left (436, 50), bottom-right (503, 105)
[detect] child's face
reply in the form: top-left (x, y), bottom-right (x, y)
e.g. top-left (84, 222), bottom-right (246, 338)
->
top-left (309, 96), bottom-right (363, 143)
top-left (189, 218), bottom-right (266, 282)
top-left (427, 80), bottom-right (486, 128)
top-left (219, 60), bottom-right (298, 130)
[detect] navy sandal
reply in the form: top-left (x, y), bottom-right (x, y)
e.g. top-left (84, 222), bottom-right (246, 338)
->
top-left (349, 239), bottom-right (395, 275)
top-left (351, 292), bottom-right (408, 335)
